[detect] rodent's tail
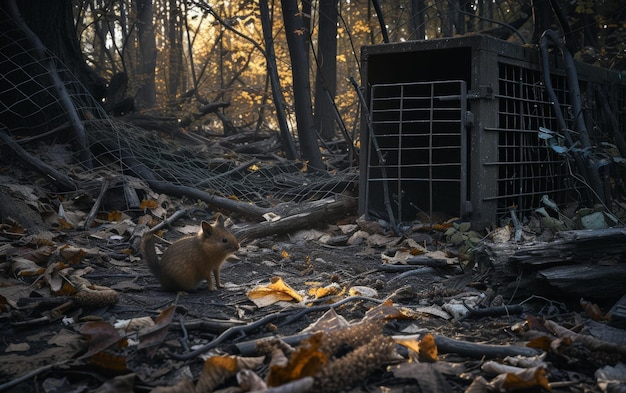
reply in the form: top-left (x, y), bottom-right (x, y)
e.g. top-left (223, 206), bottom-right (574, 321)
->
top-left (140, 232), bottom-right (161, 278)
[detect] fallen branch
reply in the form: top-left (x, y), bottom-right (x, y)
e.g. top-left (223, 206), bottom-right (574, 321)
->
top-left (98, 138), bottom-right (267, 219)
top-left (80, 178), bottom-right (109, 230)
top-left (0, 129), bottom-right (77, 191)
top-left (434, 335), bottom-right (542, 359)
top-left (544, 319), bottom-right (626, 355)
top-left (234, 197), bottom-right (356, 240)
top-left (168, 296), bottom-right (383, 360)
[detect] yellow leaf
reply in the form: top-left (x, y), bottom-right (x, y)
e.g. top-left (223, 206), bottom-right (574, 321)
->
top-left (247, 277), bottom-right (303, 307)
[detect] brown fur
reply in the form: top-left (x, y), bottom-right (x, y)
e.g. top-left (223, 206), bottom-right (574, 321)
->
top-left (140, 215), bottom-right (239, 291)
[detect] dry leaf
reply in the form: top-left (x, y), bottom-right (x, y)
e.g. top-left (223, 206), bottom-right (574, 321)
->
top-left (526, 336), bottom-right (553, 352)
top-left (364, 299), bottom-right (413, 321)
top-left (138, 304), bottom-right (176, 357)
top-left (395, 333), bottom-right (437, 362)
top-left (267, 332), bottom-right (327, 387)
top-left (247, 277), bottom-right (303, 307)
top-left (140, 199), bottom-right (159, 210)
top-left (301, 308), bottom-right (350, 333)
top-left (237, 369), bottom-right (267, 391)
top-left (418, 333), bottom-right (438, 362)
top-left (580, 298), bottom-right (608, 321)
top-left (79, 321), bottom-right (128, 359)
top-left (11, 257), bottom-right (45, 276)
top-left (196, 355), bottom-right (264, 393)
top-left (501, 366), bottom-right (550, 391)
top-left (309, 283), bottom-right (343, 299)
top-left (58, 245), bottom-right (88, 265)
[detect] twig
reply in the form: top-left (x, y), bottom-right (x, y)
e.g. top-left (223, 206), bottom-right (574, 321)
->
top-left (80, 178), bottom-right (109, 230)
top-left (509, 206), bottom-right (522, 242)
top-left (458, 304), bottom-right (524, 321)
top-left (0, 359), bottom-right (71, 392)
top-left (168, 309), bottom-right (296, 360)
top-left (178, 315), bottom-right (190, 352)
top-left (148, 208), bottom-right (188, 234)
top-left (168, 296), bottom-right (383, 360)
top-left (387, 267), bottom-right (436, 283)
top-left (278, 296), bottom-right (385, 327)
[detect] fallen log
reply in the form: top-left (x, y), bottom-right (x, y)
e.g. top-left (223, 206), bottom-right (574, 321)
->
top-left (475, 228), bottom-right (626, 301)
top-left (234, 197), bottom-right (357, 240)
top-left (538, 264), bottom-right (626, 299)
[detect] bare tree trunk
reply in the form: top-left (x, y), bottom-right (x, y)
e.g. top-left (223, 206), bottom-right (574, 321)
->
top-left (167, 0), bottom-right (182, 101)
top-left (259, 0), bottom-right (297, 160)
top-left (135, 0), bottom-right (157, 109)
top-left (17, 0), bottom-right (106, 100)
top-left (314, 0), bottom-right (338, 141)
top-left (443, 0), bottom-right (455, 36)
top-left (281, 0), bottom-right (325, 171)
top-left (531, 0), bottom-right (555, 44)
top-left (410, 0), bottom-right (426, 40)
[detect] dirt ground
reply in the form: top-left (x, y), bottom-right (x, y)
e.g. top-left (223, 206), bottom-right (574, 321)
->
top-left (2, 201), bottom-right (625, 393)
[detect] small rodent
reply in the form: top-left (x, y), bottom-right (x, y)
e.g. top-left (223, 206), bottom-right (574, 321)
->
top-left (140, 215), bottom-right (240, 291)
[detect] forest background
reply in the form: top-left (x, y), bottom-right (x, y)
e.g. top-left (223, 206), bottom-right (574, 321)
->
top-left (72, 0), bottom-right (626, 161)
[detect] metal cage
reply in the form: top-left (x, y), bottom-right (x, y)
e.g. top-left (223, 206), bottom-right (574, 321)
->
top-left (359, 35), bottom-right (626, 228)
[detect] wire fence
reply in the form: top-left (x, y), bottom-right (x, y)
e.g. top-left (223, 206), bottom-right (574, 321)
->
top-left (0, 7), bottom-right (358, 213)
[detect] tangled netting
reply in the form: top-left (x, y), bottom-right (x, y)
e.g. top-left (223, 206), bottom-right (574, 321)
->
top-left (0, 6), bottom-right (358, 211)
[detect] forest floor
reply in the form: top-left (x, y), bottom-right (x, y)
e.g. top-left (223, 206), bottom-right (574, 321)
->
top-left (1, 131), bottom-right (625, 393)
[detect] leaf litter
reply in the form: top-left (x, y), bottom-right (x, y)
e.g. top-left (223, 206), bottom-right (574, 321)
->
top-left (1, 165), bottom-right (626, 392)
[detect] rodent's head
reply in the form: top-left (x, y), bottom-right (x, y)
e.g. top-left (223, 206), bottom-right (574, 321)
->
top-left (199, 214), bottom-right (240, 254)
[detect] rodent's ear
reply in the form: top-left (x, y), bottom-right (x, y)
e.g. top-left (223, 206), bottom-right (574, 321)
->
top-left (201, 220), bottom-right (212, 235)
top-left (214, 214), bottom-right (225, 227)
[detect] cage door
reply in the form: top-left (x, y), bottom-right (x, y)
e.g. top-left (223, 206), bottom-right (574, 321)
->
top-left (365, 80), bottom-right (468, 223)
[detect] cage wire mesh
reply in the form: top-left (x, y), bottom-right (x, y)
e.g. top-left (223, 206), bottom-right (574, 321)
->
top-left (0, 8), bottom-right (358, 211)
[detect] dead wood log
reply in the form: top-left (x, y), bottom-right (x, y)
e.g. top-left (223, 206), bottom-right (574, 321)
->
top-left (537, 264), bottom-right (626, 299)
top-left (0, 129), bottom-right (77, 191)
top-left (233, 197), bottom-right (357, 240)
top-left (434, 335), bottom-right (542, 359)
top-left (475, 228), bottom-right (626, 301)
top-left (234, 332), bottom-right (542, 360)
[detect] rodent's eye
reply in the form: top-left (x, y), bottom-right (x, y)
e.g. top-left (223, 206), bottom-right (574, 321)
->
top-left (222, 238), bottom-right (228, 243)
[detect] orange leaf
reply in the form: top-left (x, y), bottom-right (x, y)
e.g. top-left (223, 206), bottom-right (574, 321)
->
top-left (108, 211), bottom-right (123, 222)
top-left (418, 334), bottom-right (438, 362)
top-left (580, 298), bottom-right (608, 321)
top-left (267, 332), bottom-right (327, 387)
top-left (58, 217), bottom-right (74, 229)
top-left (501, 367), bottom-right (550, 391)
top-left (90, 351), bottom-right (128, 372)
top-left (59, 245), bottom-right (87, 265)
top-left (526, 336), bottom-right (553, 351)
top-left (140, 199), bottom-right (159, 210)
